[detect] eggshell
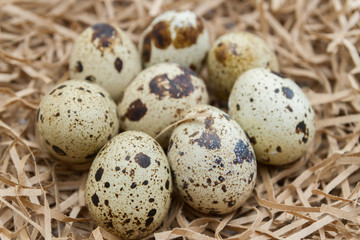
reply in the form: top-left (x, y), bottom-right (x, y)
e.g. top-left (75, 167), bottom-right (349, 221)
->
top-left (69, 23), bottom-right (141, 101)
top-left (139, 10), bottom-right (210, 72)
top-left (207, 32), bottom-right (279, 99)
top-left (85, 131), bottom-right (172, 239)
top-left (36, 80), bottom-right (119, 163)
top-left (228, 68), bottom-right (316, 165)
top-left (168, 105), bottom-right (257, 214)
top-left (118, 63), bottom-right (209, 147)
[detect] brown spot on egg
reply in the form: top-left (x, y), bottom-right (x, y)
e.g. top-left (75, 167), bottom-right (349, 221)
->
top-left (296, 121), bottom-right (309, 143)
top-left (227, 199), bottom-right (236, 207)
top-left (173, 17), bottom-right (204, 48)
top-left (149, 68), bottom-right (195, 100)
top-left (114, 57), bottom-right (123, 72)
top-left (52, 145), bottom-right (66, 156)
top-left (104, 199), bottom-right (109, 206)
top-left (276, 146), bottom-right (282, 152)
top-left (145, 217), bottom-right (154, 227)
top-left (274, 88), bottom-right (279, 93)
top-left (130, 182), bottom-right (137, 188)
top-left (214, 42), bottom-right (240, 66)
top-left (45, 140), bottom-right (50, 145)
top-left (75, 61), bottom-right (83, 72)
top-left (236, 104), bottom-right (240, 111)
top-left (218, 176), bottom-right (225, 182)
top-left (214, 157), bottom-right (224, 167)
top-left (91, 193), bottom-right (99, 207)
top-left (104, 182), bottom-right (110, 188)
top-left (95, 167), bottom-right (104, 181)
top-left (192, 130), bottom-right (221, 150)
top-left (233, 139), bottom-right (255, 164)
top-left (134, 152), bottom-right (151, 168)
top-left (221, 185), bottom-right (227, 192)
top-left (57, 85), bottom-right (67, 90)
top-left (149, 198), bottom-right (154, 202)
top-left (123, 99), bottom-right (147, 121)
top-left (91, 23), bottom-right (119, 51)
top-left (141, 21), bottom-right (172, 63)
top-left (182, 181), bottom-right (188, 190)
top-left (204, 116), bottom-right (214, 129)
top-left (165, 179), bottom-right (170, 190)
top-left (286, 105), bottom-right (293, 112)
top-left (148, 209), bottom-right (157, 217)
top-left (282, 87), bottom-right (294, 99)
top-left (188, 131), bottom-right (199, 138)
top-left (115, 166), bottom-right (120, 171)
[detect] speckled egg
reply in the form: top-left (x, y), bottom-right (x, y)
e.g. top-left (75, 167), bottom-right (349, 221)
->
top-left (85, 131), bottom-right (172, 239)
top-left (207, 32), bottom-right (279, 99)
top-left (228, 68), bottom-right (316, 165)
top-left (118, 63), bottom-right (209, 147)
top-left (139, 10), bottom-right (210, 72)
top-left (168, 105), bottom-right (257, 214)
top-left (36, 80), bottom-right (119, 163)
top-left (69, 23), bottom-right (141, 101)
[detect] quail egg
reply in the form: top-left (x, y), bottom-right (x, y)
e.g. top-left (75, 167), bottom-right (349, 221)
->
top-left (207, 32), bottom-right (279, 99)
top-left (228, 68), bottom-right (316, 165)
top-left (36, 80), bottom-right (119, 163)
top-left (118, 63), bottom-right (209, 147)
top-left (168, 105), bottom-right (257, 214)
top-left (139, 10), bottom-right (210, 72)
top-left (85, 131), bottom-right (172, 239)
top-left (69, 23), bottom-right (141, 101)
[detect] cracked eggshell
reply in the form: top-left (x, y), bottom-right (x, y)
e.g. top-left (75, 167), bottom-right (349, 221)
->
top-left (168, 105), bottom-right (257, 214)
top-left (35, 80), bottom-right (119, 163)
top-left (139, 10), bottom-right (210, 72)
top-left (228, 68), bottom-right (316, 165)
top-left (207, 32), bottom-right (279, 99)
top-left (118, 63), bottom-right (209, 147)
top-left (69, 23), bottom-right (141, 101)
top-left (85, 131), bottom-right (172, 239)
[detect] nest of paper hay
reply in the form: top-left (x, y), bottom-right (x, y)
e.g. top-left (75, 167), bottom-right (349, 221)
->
top-left (0, 0), bottom-right (360, 239)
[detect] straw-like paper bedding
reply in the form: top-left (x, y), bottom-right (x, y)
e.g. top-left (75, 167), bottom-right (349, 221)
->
top-left (0, 0), bottom-right (359, 239)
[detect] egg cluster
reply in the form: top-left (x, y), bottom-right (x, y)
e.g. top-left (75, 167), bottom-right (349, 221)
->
top-left (36, 9), bottom-right (315, 239)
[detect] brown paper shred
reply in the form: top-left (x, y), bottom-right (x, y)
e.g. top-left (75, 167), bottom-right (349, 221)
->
top-left (1, 0), bottom-right (360, 239)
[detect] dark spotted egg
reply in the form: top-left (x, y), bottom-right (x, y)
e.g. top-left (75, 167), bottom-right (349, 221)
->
top-left (69, 23), bottom-right (141, 101)
top-left (117, 63), bottom-right (209, 147)
top-left (139, 10), bottom-right (210, 72)
top-left (207, 32), bottom-right (279, 99)
top-left (228, 68), bottom-right (316, 165)
top-left (168, 105), bottom-right (257, 214)
top-left (35, 80), bottom-right (119, 163)
top-left (85, 131), bottom-right (172, 239)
